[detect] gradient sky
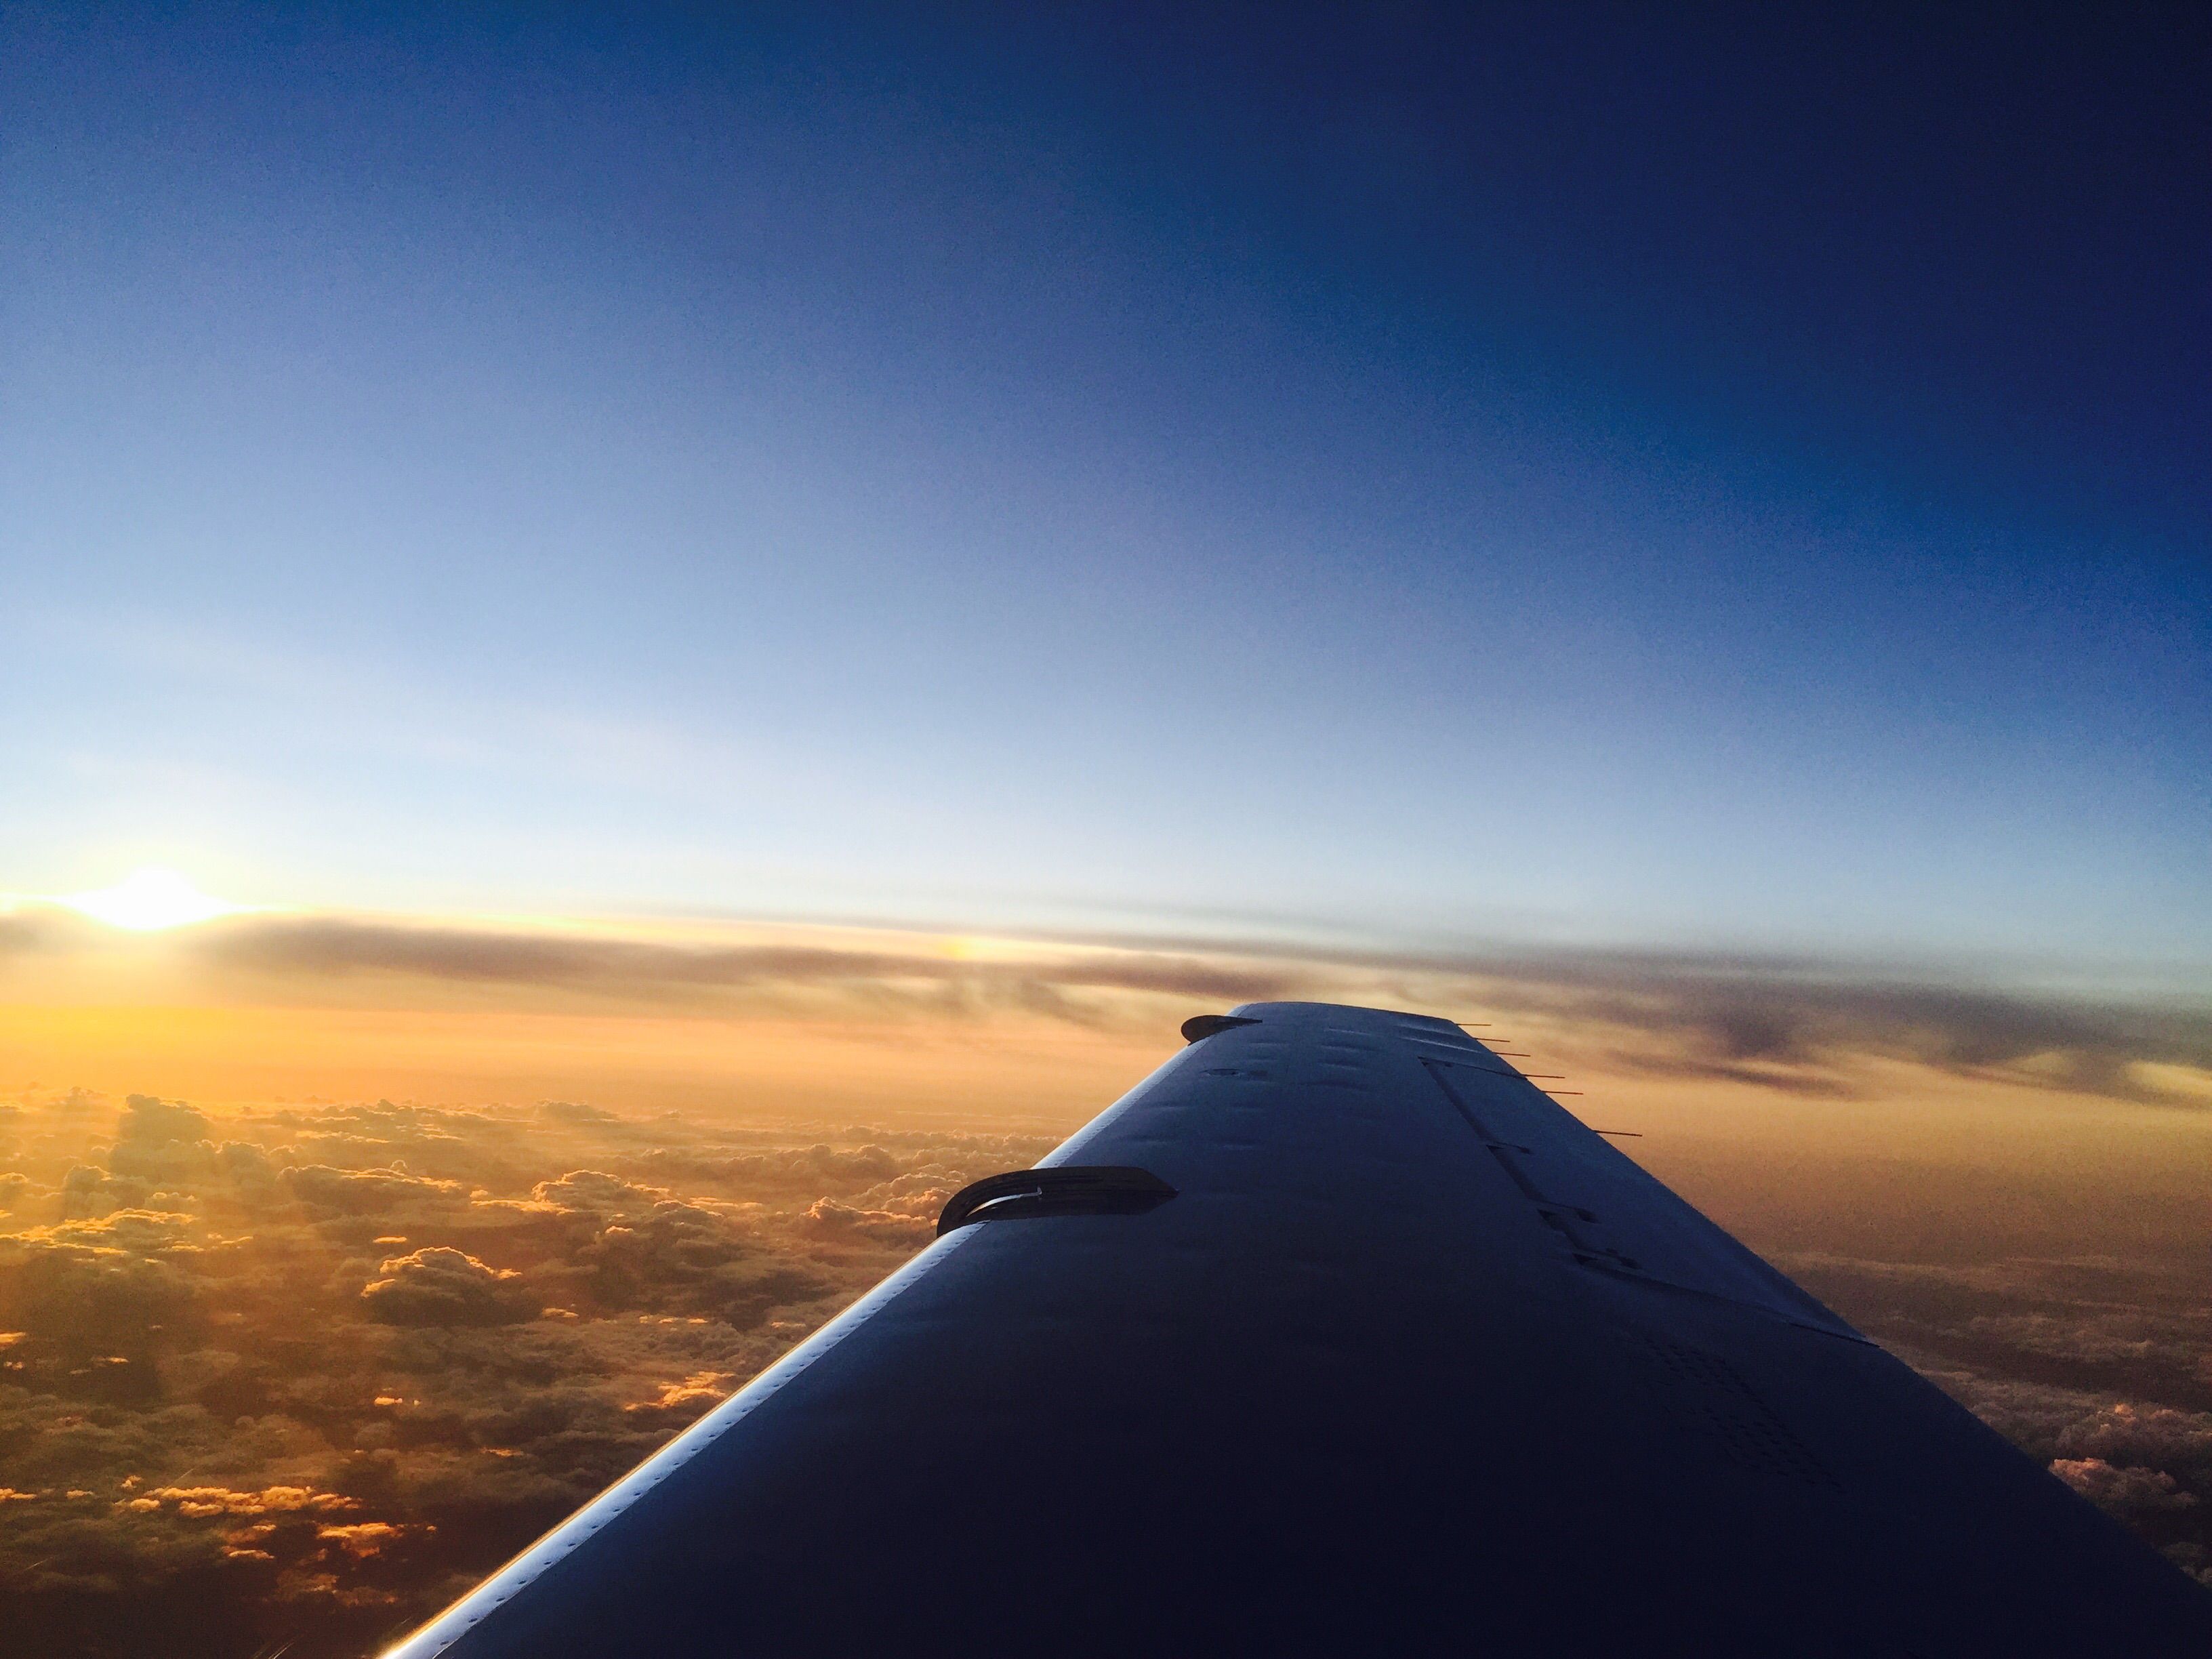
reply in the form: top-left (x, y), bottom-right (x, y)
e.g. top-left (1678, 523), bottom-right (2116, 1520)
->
top-left (5, 5), bottom-right (2207, 977)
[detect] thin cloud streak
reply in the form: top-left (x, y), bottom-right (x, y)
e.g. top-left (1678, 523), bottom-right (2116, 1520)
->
top-left (189, 914), bottom-right (1311, 1012)
top-left (1427, 951), bottom-right (2212, 1106)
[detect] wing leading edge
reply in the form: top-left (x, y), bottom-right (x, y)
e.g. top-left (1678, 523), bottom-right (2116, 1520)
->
top-left (383, 1002), bottom-right (2212, 1656)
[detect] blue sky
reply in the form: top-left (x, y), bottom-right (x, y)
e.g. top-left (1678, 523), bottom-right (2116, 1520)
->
top-left (4, 5), bottom-right (2206, 977)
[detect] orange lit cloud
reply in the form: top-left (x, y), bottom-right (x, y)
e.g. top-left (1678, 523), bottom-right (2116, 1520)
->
top-left (0, 1084), bottom-right (1063, 1654)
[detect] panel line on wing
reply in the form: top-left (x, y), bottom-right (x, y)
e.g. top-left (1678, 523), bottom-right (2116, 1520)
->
top-left (1420, 1057), bottom-right (1869, 1343)
top-left (1422, 1057), bottom-right (1646, 1275)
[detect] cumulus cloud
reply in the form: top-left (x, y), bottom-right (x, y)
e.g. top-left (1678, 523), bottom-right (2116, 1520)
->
top-left (214, 1140), bottom-right (280, 1192)
top-left (59, 1166), bottom-right (157, 1219)
top-left (539, 1101), bottom-right (616, 1124)
top-left (2054, 1401), bottom-right (2212, 1472)
top-left (109, 1095), bottom-right (218, 1187)
top-left (361, 1249), bottom-right (535, 1328)
top-left (798, 1196), bottom-right (934, 1246)
top-left (2166, 1542), bottom-right (2212, 1588)
top-left (136, 1485), bottom-right (360, 1518)
top-left (0, 1211), bottom-right (196, 1347)
top-left (315, 1519), bottom-right (422, 1557)
top-left (626, 1370), bottom-right (735, 1414)
top-left (283, 1166), bottom-right (476, 1220)
top-left (2051, 1458), bottom-right (2198, 1515)
top-left (530, 1169), bottom-right (666, 1218)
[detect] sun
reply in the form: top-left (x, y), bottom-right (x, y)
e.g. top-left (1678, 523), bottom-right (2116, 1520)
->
top-left (59, 868), bottom-right (247, 931)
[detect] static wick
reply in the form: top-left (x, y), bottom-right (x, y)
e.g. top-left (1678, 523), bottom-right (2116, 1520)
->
top-left (1589, 1127), bottom-right (1641, 1136)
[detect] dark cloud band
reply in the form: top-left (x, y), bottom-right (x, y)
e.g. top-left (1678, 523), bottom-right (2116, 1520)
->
top-left (184, 914), bottom-right (2212, 1106)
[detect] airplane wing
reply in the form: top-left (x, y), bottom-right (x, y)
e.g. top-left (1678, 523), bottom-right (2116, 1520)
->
top-left (382, 1001), bottom-right (2212, 1656)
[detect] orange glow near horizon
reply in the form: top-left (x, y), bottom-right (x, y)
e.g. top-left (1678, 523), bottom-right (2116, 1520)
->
top-left (4, 899), bottom-right (2209, 1273)
top-left (4, 984), bottom-right (2207, 1279)
top-left (0, 1000), bottom-right (1162, 1129)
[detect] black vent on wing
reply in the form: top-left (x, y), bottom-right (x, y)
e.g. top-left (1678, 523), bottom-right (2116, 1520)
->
top-left (1182, 1014), bottom-right (1262, 1043)
top-left (1634, 1334), bottom-right (1839, 1488)
top-left (937, 1167), bottom-right (1178, 1235)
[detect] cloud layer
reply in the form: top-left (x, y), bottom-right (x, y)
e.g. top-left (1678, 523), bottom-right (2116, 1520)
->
top-left (0, 1086), bottom-right (1055, 1658)
top-left (1782, 1250), bottom-right (2212, 1587)
top-left (2, 1059), bottom-right (2208, 1658)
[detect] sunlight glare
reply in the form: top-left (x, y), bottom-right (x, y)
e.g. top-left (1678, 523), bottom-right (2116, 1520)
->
top-left (60, 868), bottom-right (245, 931)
